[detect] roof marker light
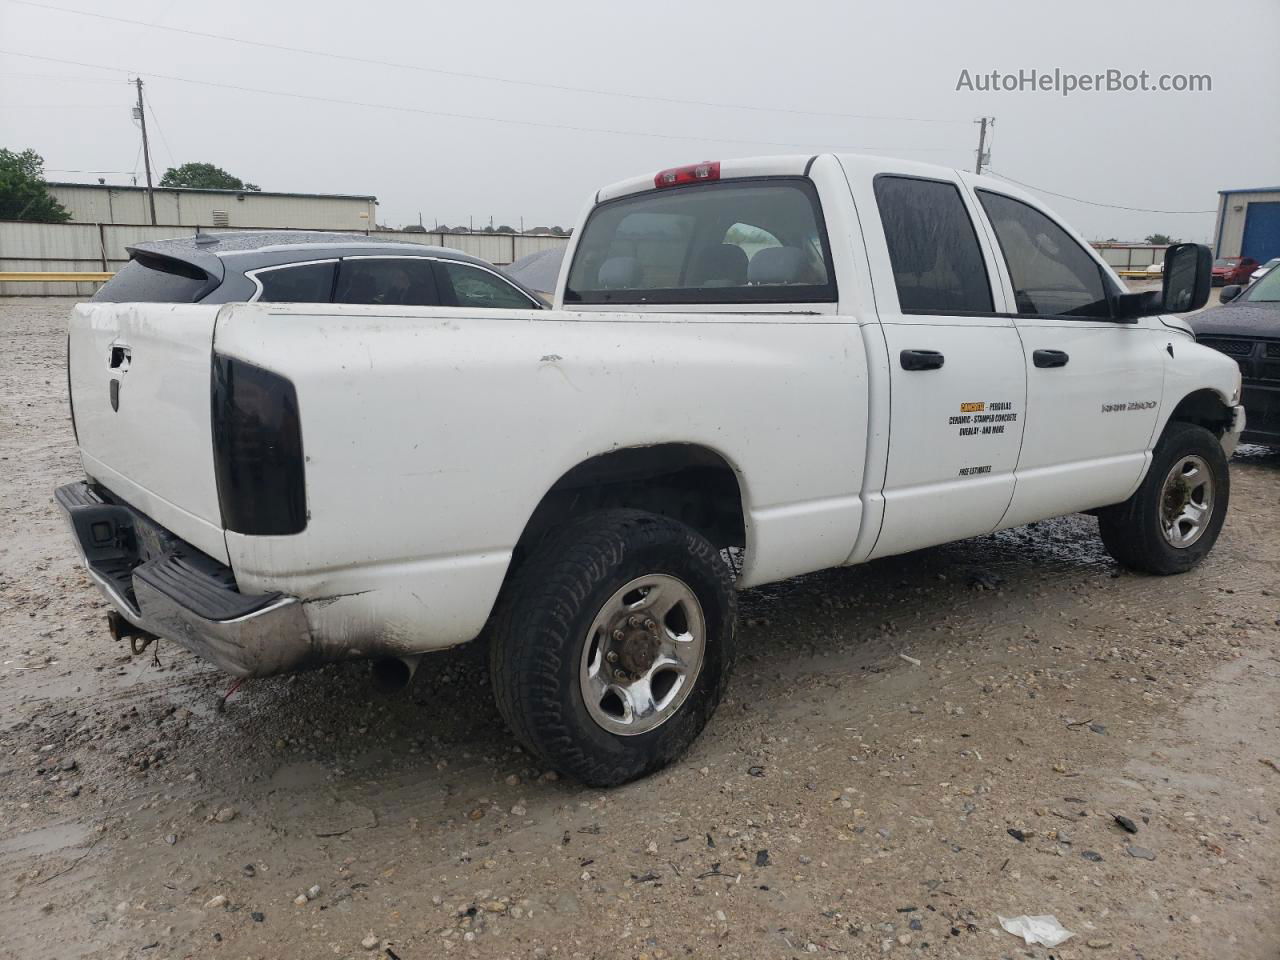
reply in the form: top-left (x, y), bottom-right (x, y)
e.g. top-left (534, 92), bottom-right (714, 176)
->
top-left (654, 161), bottom-right (720, 188)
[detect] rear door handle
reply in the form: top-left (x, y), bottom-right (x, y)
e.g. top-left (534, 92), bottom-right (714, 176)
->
top-left (1033, 349), bottom-right (1069, 368)
top-left (900, 349), bottom-right (945, 371)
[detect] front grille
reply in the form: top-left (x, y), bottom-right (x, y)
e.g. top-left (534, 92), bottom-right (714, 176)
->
top-left (1266, 341), bottom-right (1280, 359)
top-left (1198, 336), bottom-right (1254, 357)
top-left (1262, 361), bottom-right (1280, 383)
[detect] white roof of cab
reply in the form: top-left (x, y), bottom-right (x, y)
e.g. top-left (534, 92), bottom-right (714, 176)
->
top-left (595, 155), bottom-right (813, 203)
top-left (593, 152), bottom-right (1045, 208)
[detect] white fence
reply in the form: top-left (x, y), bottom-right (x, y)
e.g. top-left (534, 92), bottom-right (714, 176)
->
top-left (0, 220), bottom-right (571, 296)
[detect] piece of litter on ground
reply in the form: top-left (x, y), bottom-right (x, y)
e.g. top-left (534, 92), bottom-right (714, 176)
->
top-left (1261, 758), bottom-right (1280, 774)
top-left (898, 654), bottom-right (921, 666)
top-left (998, 914), bottom-right (1074, 947)
top-left (1112, 814), bottom-right (1138, 834)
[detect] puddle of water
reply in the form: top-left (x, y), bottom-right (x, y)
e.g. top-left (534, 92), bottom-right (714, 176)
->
top-left (0, 820), bottom-right (91, 858)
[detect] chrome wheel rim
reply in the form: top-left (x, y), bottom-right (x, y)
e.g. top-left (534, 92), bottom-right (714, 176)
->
top-left (1160, 454), bottom-right (1215, 548)
top-left (579, 574), bottom-right (706, 736)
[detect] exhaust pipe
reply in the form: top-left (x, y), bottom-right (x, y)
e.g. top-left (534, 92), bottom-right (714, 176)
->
top-left (370, 655), bottom-right (422, 694)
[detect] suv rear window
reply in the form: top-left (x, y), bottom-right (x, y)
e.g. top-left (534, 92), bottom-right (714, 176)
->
top-left (92, 253), bottom-right (211, 303)
top-left (564, 178), bottom-right (835, 304)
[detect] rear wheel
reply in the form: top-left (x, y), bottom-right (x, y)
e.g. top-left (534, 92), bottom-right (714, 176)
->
top-left (1098, 422), bottom-right (1229, 574)
top-left (489, 509), bottom-right (736, 787)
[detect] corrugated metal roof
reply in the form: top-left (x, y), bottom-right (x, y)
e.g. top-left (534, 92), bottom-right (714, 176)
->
top-left (47, 182), bottom-right (377, 202)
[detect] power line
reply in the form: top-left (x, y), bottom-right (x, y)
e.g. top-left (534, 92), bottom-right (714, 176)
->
top-left (144, 98), bottom-right (176, 169)
top-left (0, 70), bottom-right (126, 82)
top-left (986, 170), bottom-right (1216, 215)
top-left (6, 0), bottom-right (971, 126)
top-left (0, 49), bottom-right (957, 155)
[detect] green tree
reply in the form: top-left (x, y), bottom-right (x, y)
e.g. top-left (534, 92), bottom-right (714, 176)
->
top-left (159, 162), bottom-right (260, 191)
top-left (0, 148), bottom-right (71, 222)
top-left (1144, 233), bottom-right (1177, 246)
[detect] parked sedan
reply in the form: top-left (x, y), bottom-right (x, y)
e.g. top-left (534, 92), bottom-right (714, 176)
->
top-left (1250, 257), bottom-right (1280, 283)
top-left (1211, 256), bottom-right (1259, 286)
top-left (1191, 266), bottom-right (1280, 448)
top-left (92, 232), bottom-right (543, 309)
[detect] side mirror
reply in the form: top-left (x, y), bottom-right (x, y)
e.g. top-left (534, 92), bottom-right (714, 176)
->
top-left (1160, 242), bottom-right (1212, 313)
top-left (1220, 284), bottom-right (1243, 303)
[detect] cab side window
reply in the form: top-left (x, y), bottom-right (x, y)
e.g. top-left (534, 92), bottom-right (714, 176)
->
top-left (977, 191), bottom-right (1111, 318)
top-left (874, 176), bottom-right (993, 313)
top-left (334, 258), bottom-right (439, 306)
top-left (434, 261), bottom-right (536, 309)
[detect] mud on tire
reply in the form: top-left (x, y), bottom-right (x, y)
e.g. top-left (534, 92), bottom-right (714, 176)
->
top-left (489, 509), bottom-right (736, 787)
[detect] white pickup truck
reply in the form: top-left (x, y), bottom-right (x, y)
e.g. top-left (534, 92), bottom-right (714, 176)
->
top-left (59, 154), bottom-right (1243, 786)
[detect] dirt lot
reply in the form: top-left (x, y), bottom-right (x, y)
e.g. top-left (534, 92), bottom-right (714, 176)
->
top-left (1, 297), bottom-right (1277, 960)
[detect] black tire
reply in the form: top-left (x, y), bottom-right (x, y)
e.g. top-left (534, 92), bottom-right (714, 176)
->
top-left (489, 509), bottom-right (736, 787)
top-left (1098, 421), bottom-right (1229, 575)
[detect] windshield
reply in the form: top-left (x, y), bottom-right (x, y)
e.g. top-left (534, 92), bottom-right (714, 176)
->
top-left (1240, 264), bottom-right (1280, 303)
top-left (564, 178), bottom-right (835, 305)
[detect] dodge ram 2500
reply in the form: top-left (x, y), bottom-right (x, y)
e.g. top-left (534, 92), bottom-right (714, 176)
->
top-left (59, 154), bottom-right (1244, 786)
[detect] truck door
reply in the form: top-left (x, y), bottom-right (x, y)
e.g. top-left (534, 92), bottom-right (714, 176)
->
top-left (969, 187), bottom-right (1165, 528)
top-left (857, 172), bottom-right (1027, 559)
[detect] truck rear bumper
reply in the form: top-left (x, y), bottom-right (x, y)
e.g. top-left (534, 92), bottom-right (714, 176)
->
top-left (55, 482), bottom-right (313, 677)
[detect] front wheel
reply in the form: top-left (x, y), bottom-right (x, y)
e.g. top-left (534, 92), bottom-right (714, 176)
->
top-left (1098, 421), bottom-right (1230, 574)
top-left (489, 510), bottom-right (736, 787)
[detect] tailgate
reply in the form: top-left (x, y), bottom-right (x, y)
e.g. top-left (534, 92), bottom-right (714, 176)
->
top-left (68, 302), bottom-right (228, 564)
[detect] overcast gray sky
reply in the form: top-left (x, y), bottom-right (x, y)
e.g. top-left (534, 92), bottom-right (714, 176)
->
top-left (2, 0), bottom-right (1277, 240)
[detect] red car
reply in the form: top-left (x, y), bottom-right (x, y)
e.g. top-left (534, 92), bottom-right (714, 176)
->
top-left (1212, 256), bottom-right (1259, 286)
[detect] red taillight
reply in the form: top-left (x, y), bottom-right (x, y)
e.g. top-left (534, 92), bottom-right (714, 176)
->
top-left (654, 161), bottom-right (720, 188)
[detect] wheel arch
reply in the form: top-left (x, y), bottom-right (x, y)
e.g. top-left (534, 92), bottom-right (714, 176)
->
top-left (1163, 387), bottom-right (1236, 439)
top-left (507, 443), bottom-right (749, 581)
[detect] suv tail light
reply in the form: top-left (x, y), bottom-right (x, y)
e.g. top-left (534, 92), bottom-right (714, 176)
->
top-left (211, 354), bottom-right (307, 535)
top-left (654, 161), bottom-right (720, 188)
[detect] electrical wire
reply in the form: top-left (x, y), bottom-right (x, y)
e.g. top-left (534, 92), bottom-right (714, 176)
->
top-left (0, 50), bottom-right (958, 155)
top-left (6, 0), bottom-right (972, 126)
top-left (0, 70), bottom-right (125, 82)
top-left (44, 167), bottom-right (137, 173)
top-left (987, 170), bottom-right (1216, 215)
top-left (144, 98), bottom-right (176, 169)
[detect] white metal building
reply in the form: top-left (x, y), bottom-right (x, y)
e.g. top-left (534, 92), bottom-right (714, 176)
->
top-left (46, 182), bottom-right (378, 231)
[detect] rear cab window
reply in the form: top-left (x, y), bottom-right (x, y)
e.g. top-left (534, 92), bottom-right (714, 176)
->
top-left (92, 253), bottom-right (212, 303)
top-left (564, 178), bottom-right (835, 304)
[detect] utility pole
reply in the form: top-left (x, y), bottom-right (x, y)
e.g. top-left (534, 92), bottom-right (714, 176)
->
top-left (132, 78), bottom-right (157, 225)
top-left (974, 116), bottom-right (994, 175)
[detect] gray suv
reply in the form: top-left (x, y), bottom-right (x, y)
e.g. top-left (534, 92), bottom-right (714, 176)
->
top-left (92, 232), bottom-right (543, 310)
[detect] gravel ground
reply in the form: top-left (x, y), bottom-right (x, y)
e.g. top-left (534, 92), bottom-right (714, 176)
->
top-left (1, 297), bottom-right (1277, 960)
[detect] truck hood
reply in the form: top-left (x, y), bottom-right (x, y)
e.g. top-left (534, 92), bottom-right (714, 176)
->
top-left (1189, 303), bottom-right (1280, 340)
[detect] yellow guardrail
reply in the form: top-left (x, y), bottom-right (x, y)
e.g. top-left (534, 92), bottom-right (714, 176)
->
top-left (0, 271), bottom-right (114, 282)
